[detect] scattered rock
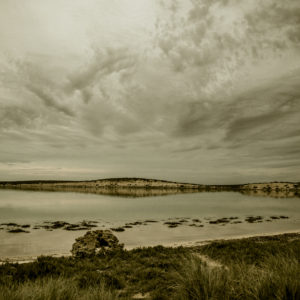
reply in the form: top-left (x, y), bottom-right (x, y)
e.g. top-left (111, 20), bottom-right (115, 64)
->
top-left (50, 221), bottom-right (70, 229)
top-left (164, 221), bottom-right (181, 225)
top-left (1, 222), bottom-right (32, 232)
top-left (81, 220), bottom-right (98, 228)
top-left (64, 224), bottom-right (88, 231)
top-left (8, 228), bottom-right (29, 233)
top-left (71, 230), bottom-right (123, 258)
top-left (34, 220), bottom-right (99, 231)
top-left (110, 227), bottom-right (125, 232)
top-left (209, 218), bottom-right (230, 225)
top-left (192, 219), bottom-right (201, 223)
top-left (164, 221), bottom-right (181, 228)
top-left (232, 221), bottom-right (242, 224)
top-left (40, 225), bottom-right (52, 230)
top-left (21, 224), bottom-right (30, 228)
top-left (245, 216), bottom-right (263, 223)
top-left (126, 221), bottom-right (143, 226)
top-left (1, 222), bottom-right (18, 226)
top-left (179, 219), bottom-right (188, 223)
top-left (39, 221), bottom-right (64, 230)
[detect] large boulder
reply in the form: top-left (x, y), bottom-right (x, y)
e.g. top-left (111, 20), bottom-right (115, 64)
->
top-left (71, 230), bottom-right (123, 258)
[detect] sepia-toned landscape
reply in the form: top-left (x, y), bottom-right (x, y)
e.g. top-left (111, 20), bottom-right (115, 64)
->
top-left (1, 0), bottom-right (300, 299)
top-left (0, 178), bottom-right (299, 299)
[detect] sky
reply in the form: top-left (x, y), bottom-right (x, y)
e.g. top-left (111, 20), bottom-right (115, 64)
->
top-left (0, 0), bottom-right (300, 184)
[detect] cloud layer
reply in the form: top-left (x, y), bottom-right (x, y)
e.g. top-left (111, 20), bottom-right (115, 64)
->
top-left (0, 0), bottom-right (300, 183)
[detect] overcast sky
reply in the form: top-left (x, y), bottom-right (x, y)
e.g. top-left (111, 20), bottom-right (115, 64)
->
top-left (0, 0), bottom-right (299, 184)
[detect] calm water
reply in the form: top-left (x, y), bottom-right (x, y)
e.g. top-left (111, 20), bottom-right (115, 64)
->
top-left (0, 189), bottom-right (299, 260)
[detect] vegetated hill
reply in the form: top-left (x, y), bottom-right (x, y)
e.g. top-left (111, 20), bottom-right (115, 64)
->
top-left (0, 178), bottom-right (299, 191)
top-left (0, 177), bottom-right (192, 184)
top-left (0, 177), bottom-right (203, 190)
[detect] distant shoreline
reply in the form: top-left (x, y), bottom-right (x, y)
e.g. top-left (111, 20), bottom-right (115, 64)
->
top-left (0, 177), bottom-right (299, 193)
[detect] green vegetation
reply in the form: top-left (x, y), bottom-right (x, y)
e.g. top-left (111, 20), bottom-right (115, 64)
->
top-left (0, 234), bottom-right (299, 300)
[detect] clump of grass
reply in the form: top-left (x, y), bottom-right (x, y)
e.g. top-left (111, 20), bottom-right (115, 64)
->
top-left (0, 277), bottom-right (124, 300)
top-left (174, 254), bottom-right (300, 300)
top-left (258, 255), bottom-right (300, 300)
top-left (110, 227), bottom-right (125, 232)
top-left (173, 256), bottom-right (230, 300)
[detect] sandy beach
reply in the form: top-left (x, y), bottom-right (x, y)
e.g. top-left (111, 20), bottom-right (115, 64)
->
top-left (1, 230), bottom-right (299, 265)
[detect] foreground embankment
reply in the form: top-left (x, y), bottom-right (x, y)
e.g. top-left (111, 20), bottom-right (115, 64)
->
top-left (0, 232), bottom-right (299, 300)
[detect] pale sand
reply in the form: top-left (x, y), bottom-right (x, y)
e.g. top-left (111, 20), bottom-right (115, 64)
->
top-left (1, 230), bottom-right (299, 265)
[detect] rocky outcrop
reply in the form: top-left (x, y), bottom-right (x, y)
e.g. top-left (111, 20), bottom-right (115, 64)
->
top-left (71, 230), bottom-right (123, 258)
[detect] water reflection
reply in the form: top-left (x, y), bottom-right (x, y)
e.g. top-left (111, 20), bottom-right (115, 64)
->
top-left (0, 186), bottom-right (201, 197)
top-left (240, 189), bottom-right (300, 198)
top-left (0, 185), bottom-right (299, 198)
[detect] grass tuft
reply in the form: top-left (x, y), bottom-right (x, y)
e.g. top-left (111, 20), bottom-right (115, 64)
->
top-left (0, 277), bottom-right (123, 300)
top-left (174, 254), bottom-right (300, 300)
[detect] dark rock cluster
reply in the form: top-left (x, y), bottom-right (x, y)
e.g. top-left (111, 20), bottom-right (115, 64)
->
top-left (34, 220), bottom-right (98, 231)
top-left (0, 222), bottom-right (31, 233)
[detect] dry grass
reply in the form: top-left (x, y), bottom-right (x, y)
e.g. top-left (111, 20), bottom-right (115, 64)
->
top-left (0, 234), bottom-right (299, 299)
top-left (0, 277), bottom-right (124, 300)
top-left (174, 254), bottom-right (300, 300)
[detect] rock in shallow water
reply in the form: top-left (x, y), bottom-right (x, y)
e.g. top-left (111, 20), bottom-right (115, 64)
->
top-left (71, 230), bottom-right (123, 258)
